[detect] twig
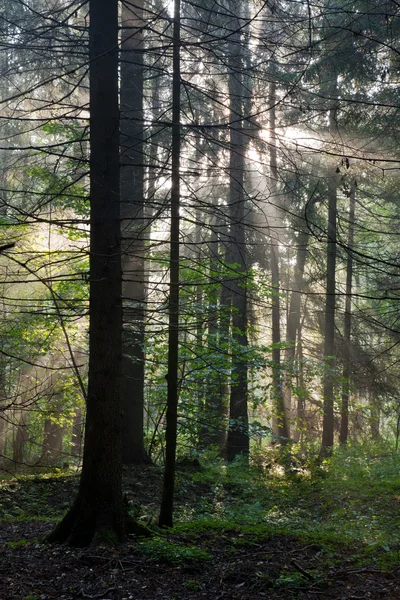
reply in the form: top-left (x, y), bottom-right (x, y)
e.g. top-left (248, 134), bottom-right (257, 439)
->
top-left (291, 559), bottom-right (314, 581)
top-left (78, 587), bottom-right (115, 599)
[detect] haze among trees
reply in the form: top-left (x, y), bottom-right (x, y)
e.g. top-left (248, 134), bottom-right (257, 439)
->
top-left (1, 0), bottom-right (400, 552)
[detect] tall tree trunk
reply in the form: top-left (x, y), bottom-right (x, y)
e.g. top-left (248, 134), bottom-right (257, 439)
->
top-left (13, 409), bottom-right (28, 467)
top-left (320, 75), bottom-right (339, 458)
top-left (0, 413), bottom-right (6, 462)
top-left (284, 228), bottom-right (309, 440)
top-left (159, 0), bottom-right (181, 528)
top-left (339, 180), bottom-right (356, 445)
top-left (226, 9), bottom-right (249, 462)
top-left (370, 400), bottom-right (380, 441)
top-left (47, 0), bottom-right (135, 546)
top-left (40, 402), bottom-right (63, 465)
top-left (202, 198), bottom-right (229, 453)
top-left (269, 79), bottom-right (289, 443)
top-left (120, 0), bottom-right (149, 465)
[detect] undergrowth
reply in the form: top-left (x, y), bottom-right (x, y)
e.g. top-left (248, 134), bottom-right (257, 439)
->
top-left (1, 440), bottom-right (400, 571)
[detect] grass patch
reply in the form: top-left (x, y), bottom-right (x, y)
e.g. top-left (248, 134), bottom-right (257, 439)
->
top-left (137, 536), bottom-right (211, 564)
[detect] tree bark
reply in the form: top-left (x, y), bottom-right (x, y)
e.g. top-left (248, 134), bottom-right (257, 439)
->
top-left (47, 0), bottom-right (136, 546)
top-left (159, 0), bottom-right (181, 528)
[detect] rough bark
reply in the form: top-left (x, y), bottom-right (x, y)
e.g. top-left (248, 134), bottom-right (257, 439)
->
top-left (159, 0), bottom-right (181, 528)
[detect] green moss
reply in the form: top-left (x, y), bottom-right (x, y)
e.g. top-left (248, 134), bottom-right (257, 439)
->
top-left (6, 539), bottom-right (30, 549)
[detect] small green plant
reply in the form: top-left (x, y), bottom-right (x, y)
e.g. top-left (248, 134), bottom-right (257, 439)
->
top-left (183, 579), bottom-right (201, 591)
top-left (137, 537), bottom-right (211, 564)
top-left (274, 571), bottom-right (307, 588)
top-left (7, 539), bottom-right (30, 549)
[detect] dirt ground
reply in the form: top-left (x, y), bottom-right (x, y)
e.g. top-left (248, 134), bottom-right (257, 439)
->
top-left (1, 467), bottom-right (400, 599)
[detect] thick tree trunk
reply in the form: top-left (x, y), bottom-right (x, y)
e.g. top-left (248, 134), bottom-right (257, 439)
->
top-left (120, 0), bottom-right (150, 465)
top-left (47, 0), bottom-right (136, 546)
top-left (226, 11), bottom-right (249, 462)
top-left (159, 0), bottom-right (181, 528)
top-left (339, 180), bottom-right (356, 445)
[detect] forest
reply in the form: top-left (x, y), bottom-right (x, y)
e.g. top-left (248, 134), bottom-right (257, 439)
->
top-left (1, 0), bottom-right (400, 598)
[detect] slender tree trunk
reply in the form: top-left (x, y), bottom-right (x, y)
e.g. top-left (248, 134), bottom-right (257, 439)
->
top-left (13, 410), bottom-right (28, 467)
top-left (159, 0), bottom-right (181, 528)
top-left (226, 10), bottom-right (249, 461)
top-left (296, 327), bottom-right (306, 442)
top-left (339, 180), bottom-right (356, 445)
top-left (47, 0), bottom-right (139, 546)
top-left (370, 403), bottom-right (380, 440)
top-left (202, 211), bottom-right (230, 453)
top-left (320, 76), bottom-right (339, 458)
top-left (320, 177), bottom-right (338, 454)
top-left (120, 0), bottom-right (150, 465)
top-left (0, 413), bottom-right (6, 461)
top-left (284, 229), bottom-right (309, 439)
top-left (269, 79), bottom-right (289, 443)
top-left (40, 402), bottom-right (63, 465)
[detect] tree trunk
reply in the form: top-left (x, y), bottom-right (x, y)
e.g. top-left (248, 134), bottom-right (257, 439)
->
top-left (370, 403), bottom-right (380, 441)
top-left (320, 75), bottom-right (339, 458)
top-left (339, 180), bottom-right (356, 445)
top-left (269, 79), bottom-right (289, 443)
top-left (159, 0), bottom-right (181, 528)
top-left (13, 410), bottom-right (28, 467)
top-left (40, 404), bottom-right (63, 466)
top-left (284, 228), bottom-right (309, 439)
top-left (226, 10), bottom-right (249, 462)
top-left (201, 201), bottom-right (230, 454)
top-left (71, 407), bottom-right (83, 458)
top-left (47, 0), bottom-right (134, 546)
top-left (120, 0), bottom-right (150, 465)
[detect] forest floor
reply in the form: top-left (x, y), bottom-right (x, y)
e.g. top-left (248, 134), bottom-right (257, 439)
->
top-left (1, 446), bottom-right (400, 599)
